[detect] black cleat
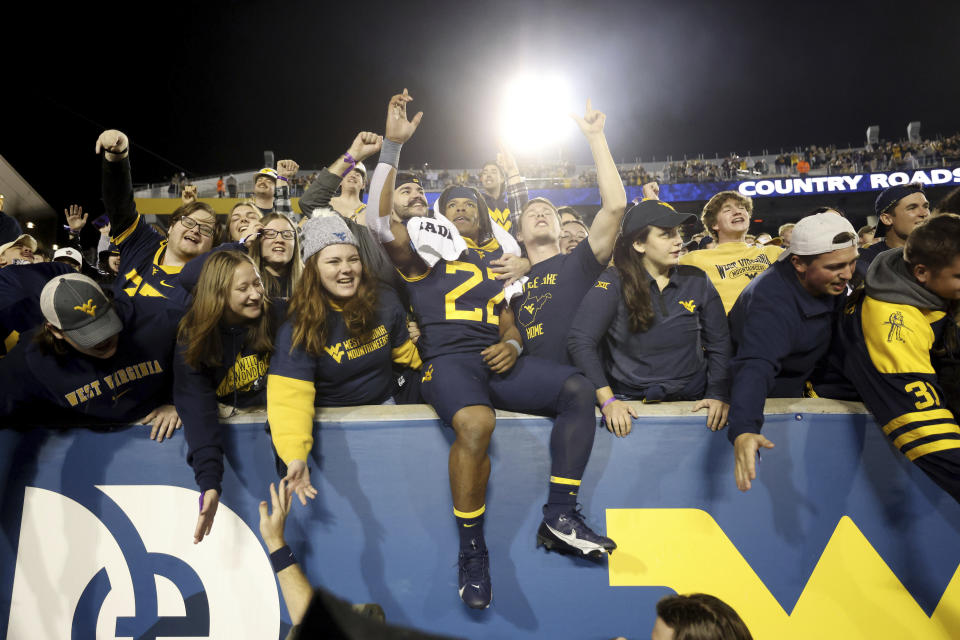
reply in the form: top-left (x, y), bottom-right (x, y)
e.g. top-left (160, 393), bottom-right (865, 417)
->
top-left (458, 540), bottom-right (492, 609)
top-left (537, 505), bottom-right (617, 558)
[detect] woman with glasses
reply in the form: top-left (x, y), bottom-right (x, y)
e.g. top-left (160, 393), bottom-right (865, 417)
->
top-left (174, 250), bottom-right (286, 543)
top-left (247, 213), bottom-right (303, 300)
top-left (266, 215), bottom-right (421, 506)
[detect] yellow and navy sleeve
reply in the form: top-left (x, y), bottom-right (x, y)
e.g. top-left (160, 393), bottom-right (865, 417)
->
top-left (267, 320), bottom-right (318, 464)
top-left (386, 289), bottom-right (422, 370)
top-left (858, 297), bottom-right (959, 461)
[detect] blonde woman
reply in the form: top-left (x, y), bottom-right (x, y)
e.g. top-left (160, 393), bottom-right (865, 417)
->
top-left (174, 250), bottom-right (285, 543)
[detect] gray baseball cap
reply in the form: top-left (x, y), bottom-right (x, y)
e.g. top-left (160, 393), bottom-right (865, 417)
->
top-left (40, 273), bottom-right (123, 348)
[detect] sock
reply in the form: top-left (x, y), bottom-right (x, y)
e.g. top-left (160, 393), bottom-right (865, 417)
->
top-left (547, 476), bottom-right (581, 515)
top-left (454, 505), bottom-right (486, 550)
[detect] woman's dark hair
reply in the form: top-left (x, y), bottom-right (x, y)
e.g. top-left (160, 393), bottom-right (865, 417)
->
top-left (656, 593), bottom-right (753, 640)
top-left (613, 227), bottom-right (656, 332)
top-left (287, 251), bottom-right (379, 358)
top-left (33, 325), bottom-right (70, 356)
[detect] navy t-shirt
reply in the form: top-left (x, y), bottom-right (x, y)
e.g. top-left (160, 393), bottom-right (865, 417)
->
top-left (513, 240), bottom-right (605, 364)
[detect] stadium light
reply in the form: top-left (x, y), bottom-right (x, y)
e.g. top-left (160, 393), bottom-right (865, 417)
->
top-left (499, 73), bottom-right (575, 154)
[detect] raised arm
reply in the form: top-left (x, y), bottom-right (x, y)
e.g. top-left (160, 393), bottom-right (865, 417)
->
top-left (499, 141), bottom-right (528, 235)
top-left (366, 89), bottom-right (427, 277)
top-left (95, 130), bottom-right (138, 237)
top-left (274, 159), bottom-right (299, 224)
top-left (573, 101), bottom-right (627, 265)
top-left (298, 133), bottom-right (382, 216)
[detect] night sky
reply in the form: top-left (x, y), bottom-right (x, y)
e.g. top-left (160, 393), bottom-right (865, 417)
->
top-left (5, 0), bottom-right (959, 213)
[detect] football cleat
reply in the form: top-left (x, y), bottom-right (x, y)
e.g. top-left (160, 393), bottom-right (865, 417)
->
top-left (458, 539), bottom-right (492, 609)
top-left (537, 505), bottom-right (617, 559)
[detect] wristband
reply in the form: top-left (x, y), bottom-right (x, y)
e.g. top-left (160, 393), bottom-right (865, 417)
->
top-left (600, 397), bottom-right (617, 411)
top-left (278, 176), bottom-right (289, 182)
top-left (379, 139), bottom-right (402, 169)
top-left (505, 339), bottom-right (523, 356)
top-left (341, 152), bottom-right (358, 177)
top-left (270, 545), bottom-right (297, 573)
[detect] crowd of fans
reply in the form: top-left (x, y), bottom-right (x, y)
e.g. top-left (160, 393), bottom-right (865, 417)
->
top-left (2, 90), bottom-right (959, 638)
top-left (154, 132), bottom-right (960, 199)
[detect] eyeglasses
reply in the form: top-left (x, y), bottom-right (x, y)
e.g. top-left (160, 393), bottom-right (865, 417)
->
top-left (179, 216), bottom-right (216, 237)
top-left (261, 229), bottom-right (295, 240)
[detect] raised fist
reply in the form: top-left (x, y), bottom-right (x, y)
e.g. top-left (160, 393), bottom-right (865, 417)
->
top-left (348, 132), bottom-right (383, 162)
top-left (95, 130), bottom-right (129, 155)
top-left (181, 185), bottom-right (198, 205)
top-left (277, 159), bottom-right (300, 180)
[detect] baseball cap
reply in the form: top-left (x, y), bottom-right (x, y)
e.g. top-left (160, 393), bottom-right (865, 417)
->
top-left (40, 273), bottom-right (123, 348)
top-left (777, 213), bottom-right (857, 261)
top-left (395, 172), bottom-right (422, 188)
top-left (0, 234), bottom-right (38, 257)
top-left (621, 200), bottom-right (696, 237)
top-left (53, 246), bottom-right (83, 266)
top-left (302, 215), bottom-right (358, 263)
top-left (255, 168), bottom-right (279, 182)
top-left (874, 183), bottom-right (924, 237)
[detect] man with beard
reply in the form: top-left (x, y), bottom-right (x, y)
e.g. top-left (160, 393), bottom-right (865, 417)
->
top-left (252, 159), bottom-right (300, 223)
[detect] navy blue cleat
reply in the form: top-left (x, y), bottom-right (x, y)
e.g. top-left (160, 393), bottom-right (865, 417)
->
top-left (458, 539), bottom-right (492, 609)
top-left (537, 505), bottom-right (617, 559)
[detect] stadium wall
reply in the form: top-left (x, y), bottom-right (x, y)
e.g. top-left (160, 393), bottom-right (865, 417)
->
top-left (2, 400), bottom-right (959, 639)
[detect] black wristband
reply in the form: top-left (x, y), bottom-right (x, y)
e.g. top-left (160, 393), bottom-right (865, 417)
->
top-left (270, 545), bottom-right (297, 573)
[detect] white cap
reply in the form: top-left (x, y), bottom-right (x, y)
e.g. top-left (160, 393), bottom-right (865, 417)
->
top-left (54, 246), bottom-right (83, 265)
top-left (0, 233), bottom-right (37, 257)
top-left (778, 213), bottom-right (857, 261)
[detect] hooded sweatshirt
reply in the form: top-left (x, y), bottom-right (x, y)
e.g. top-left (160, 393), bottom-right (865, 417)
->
top-left (836, 248), bottom-right (959, 464)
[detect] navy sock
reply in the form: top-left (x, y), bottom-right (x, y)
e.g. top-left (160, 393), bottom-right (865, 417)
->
top-left (454, 506), bottom-right (486, 550)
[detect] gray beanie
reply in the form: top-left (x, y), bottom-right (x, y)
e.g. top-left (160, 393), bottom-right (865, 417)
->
top-left (302, 215), bottom-right (358, 262)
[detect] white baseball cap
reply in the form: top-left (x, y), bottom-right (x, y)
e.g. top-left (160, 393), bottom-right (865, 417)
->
top-left (778, 213), bottom-right (857, 261)
top-left (54, 246), bottom-right (83, 266)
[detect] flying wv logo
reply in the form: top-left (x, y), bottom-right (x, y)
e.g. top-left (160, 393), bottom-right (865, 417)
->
top-left (74, 298), bottom-right (98, 316)
top-left (607, 509), bottom-right (960, 638)
top-left (7, 485), bottom-right (279, 639)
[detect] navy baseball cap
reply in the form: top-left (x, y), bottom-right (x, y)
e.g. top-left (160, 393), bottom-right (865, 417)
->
top-left (874, 183), bottom-right (924, 237)
top-left (621, 200), bottom-right (696, 237)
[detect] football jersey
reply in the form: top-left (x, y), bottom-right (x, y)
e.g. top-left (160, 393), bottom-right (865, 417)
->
top-left (404, 236), bottom-right (506, 362)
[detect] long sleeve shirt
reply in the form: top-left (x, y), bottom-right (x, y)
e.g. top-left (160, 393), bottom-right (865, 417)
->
top-left (726, 259), bottom-right (845, 442)
top-left (102, 157), bottom-right (190, 310)
top-left (267, 287), bottom-right (421, 464)
top-left (568, 265), bottom-right (730, 402)
top-left (174, 302), bottom-right (287, 494)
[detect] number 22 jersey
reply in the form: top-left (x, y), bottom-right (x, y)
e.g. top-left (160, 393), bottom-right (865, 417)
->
top-left (402, 236), bottom-right (506, 362)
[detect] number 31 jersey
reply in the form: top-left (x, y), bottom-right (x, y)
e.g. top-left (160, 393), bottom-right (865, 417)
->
top-left (403, 236), bottom-right (506, 362)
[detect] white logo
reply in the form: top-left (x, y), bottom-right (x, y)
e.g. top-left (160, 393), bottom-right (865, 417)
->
top-left (8, 485), bottom-right (279, 639)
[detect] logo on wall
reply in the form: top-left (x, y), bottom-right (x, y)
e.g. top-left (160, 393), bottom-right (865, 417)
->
top-left (7, 485), bottom-right (279, 639)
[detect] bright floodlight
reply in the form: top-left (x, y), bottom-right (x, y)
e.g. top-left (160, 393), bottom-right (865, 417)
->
top-left (499, 73), bottom-right (574, 153)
